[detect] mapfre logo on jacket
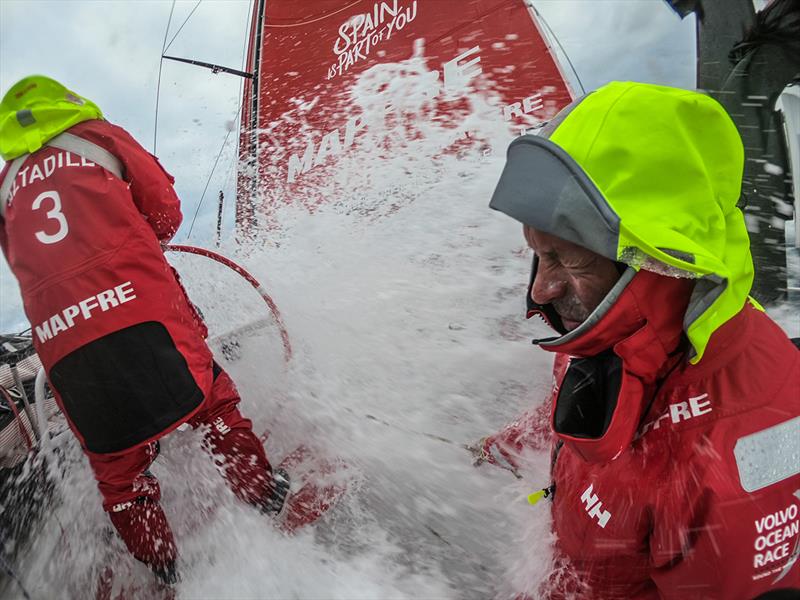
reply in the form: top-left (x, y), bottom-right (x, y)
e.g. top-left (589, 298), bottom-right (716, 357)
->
top-left (34, 281), bottom-right (137, 344)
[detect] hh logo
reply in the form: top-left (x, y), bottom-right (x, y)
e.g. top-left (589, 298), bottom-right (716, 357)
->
top-left (580, 484), bottom-right (612, 529)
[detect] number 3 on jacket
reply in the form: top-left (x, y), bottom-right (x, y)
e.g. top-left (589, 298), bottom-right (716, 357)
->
top-left (32, 189), bottom-right (68, 244)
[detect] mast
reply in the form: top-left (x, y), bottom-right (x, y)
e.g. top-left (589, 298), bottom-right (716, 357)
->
top-left (235, 0), bottom-right (267, 239)
top-left (248, 0), bottom-right (267, 190)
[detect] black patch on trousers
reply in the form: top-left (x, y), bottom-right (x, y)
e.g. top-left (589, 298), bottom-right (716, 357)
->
top-left (50, 321), bottom-right (205, 454)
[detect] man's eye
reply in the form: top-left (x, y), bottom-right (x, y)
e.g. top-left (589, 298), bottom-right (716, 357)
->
top-left (564, 257), bottom-right (596, 270)
top-left (540, 252), bottom-right (559, 264)
top-left (539, 255), bottom-right (559, 269)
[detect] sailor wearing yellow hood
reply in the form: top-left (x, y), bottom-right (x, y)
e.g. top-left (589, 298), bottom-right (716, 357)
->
top-left (481, 81), bottom-right (800, 599)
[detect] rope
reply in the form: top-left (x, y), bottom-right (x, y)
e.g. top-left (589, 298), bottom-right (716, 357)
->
top-left (163, 244), bottom-right (293, 363)
top-left (153, 0), bottom-right (177, 153)
top-left (0, 385), bottom-right (34, 451)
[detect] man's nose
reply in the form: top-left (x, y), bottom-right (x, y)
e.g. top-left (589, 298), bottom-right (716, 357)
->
top-left (531, 272), bottom-right (566, 305)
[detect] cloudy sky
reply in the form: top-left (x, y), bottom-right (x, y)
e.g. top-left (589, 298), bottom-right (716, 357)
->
top-left (0, 0), bottom-right (696, 330)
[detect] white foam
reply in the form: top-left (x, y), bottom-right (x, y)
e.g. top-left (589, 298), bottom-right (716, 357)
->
top-left (15, 55), bottom-right (557, 599)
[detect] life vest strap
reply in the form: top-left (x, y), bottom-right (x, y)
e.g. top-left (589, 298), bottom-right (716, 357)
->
top-left (0, 131), bottom-right (124, 216)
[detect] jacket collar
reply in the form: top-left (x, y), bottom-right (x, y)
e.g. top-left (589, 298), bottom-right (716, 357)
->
top-left (530, 269), bottom-right (695, 462)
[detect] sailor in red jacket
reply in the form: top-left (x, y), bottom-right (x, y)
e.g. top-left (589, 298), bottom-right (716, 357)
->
top-left (479, 82), bottom-right (800, 598)
top-left (0, 76), bottom-right (288, 584)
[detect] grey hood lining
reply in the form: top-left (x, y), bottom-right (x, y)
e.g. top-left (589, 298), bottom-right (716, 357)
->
top-left (683, 273), bottom-right (728, 359)
top-left (489, 134), bottom-right (621, 261)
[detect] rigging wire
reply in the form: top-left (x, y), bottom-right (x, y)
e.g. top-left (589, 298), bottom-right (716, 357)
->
top-left (153, 0), bottom-right (203, 154)
top-left (187, 123), bottom-right (237, 238)
top-left (187, 2), bottom-right (252, 240)
top-left (164, 0), bottom-right (203, 54)
top-left (528, 2), bottom-right (586, 96)
top-left (221, 137), bottom-right (239, 193)
top-left (153, 0), bottom-right (177, 153)
top-left (150, 0), bottom-right (231, 239)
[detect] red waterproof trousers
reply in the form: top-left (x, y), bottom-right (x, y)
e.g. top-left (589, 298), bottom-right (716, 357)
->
top-left (87, 366), bottom-right (273, 571)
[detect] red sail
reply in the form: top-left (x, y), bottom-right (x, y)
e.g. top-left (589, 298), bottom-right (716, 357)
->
top-left (236, 0), bottom-right (573, 235)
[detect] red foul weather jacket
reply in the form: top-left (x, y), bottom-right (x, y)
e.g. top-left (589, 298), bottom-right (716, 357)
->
top-left (0, 119), bottom-right (213, 454)
top-left (487, 271), bottom-right (800, 599)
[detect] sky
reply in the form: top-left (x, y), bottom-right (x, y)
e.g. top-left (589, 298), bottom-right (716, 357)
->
top-left (0, 0), bottom-right (697, 330)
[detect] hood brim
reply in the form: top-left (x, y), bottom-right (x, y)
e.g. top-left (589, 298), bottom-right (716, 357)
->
top-left (489, 134), bottom-right (621, 261)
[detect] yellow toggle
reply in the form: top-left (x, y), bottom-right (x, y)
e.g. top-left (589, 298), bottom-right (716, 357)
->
top-left (527, 490), bottom-right (547, 505)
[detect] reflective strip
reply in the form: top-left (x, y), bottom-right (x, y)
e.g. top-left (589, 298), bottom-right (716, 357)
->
top-left (735, 417), bottom-right (800, 493)
top-left (0, 132), bottom-right (124, 217)
top-left (0, 155), bottom-right (29, 217)
top-left (16, 109), bottom-right (35, 127)
top-left (46, 132), bottom-right (124, 180)
top-left (657, 247), bottom-right (695, 264)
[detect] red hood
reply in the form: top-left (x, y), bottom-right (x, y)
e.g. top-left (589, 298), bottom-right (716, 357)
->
top-left (533, 270), bottom-right (695, 463)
